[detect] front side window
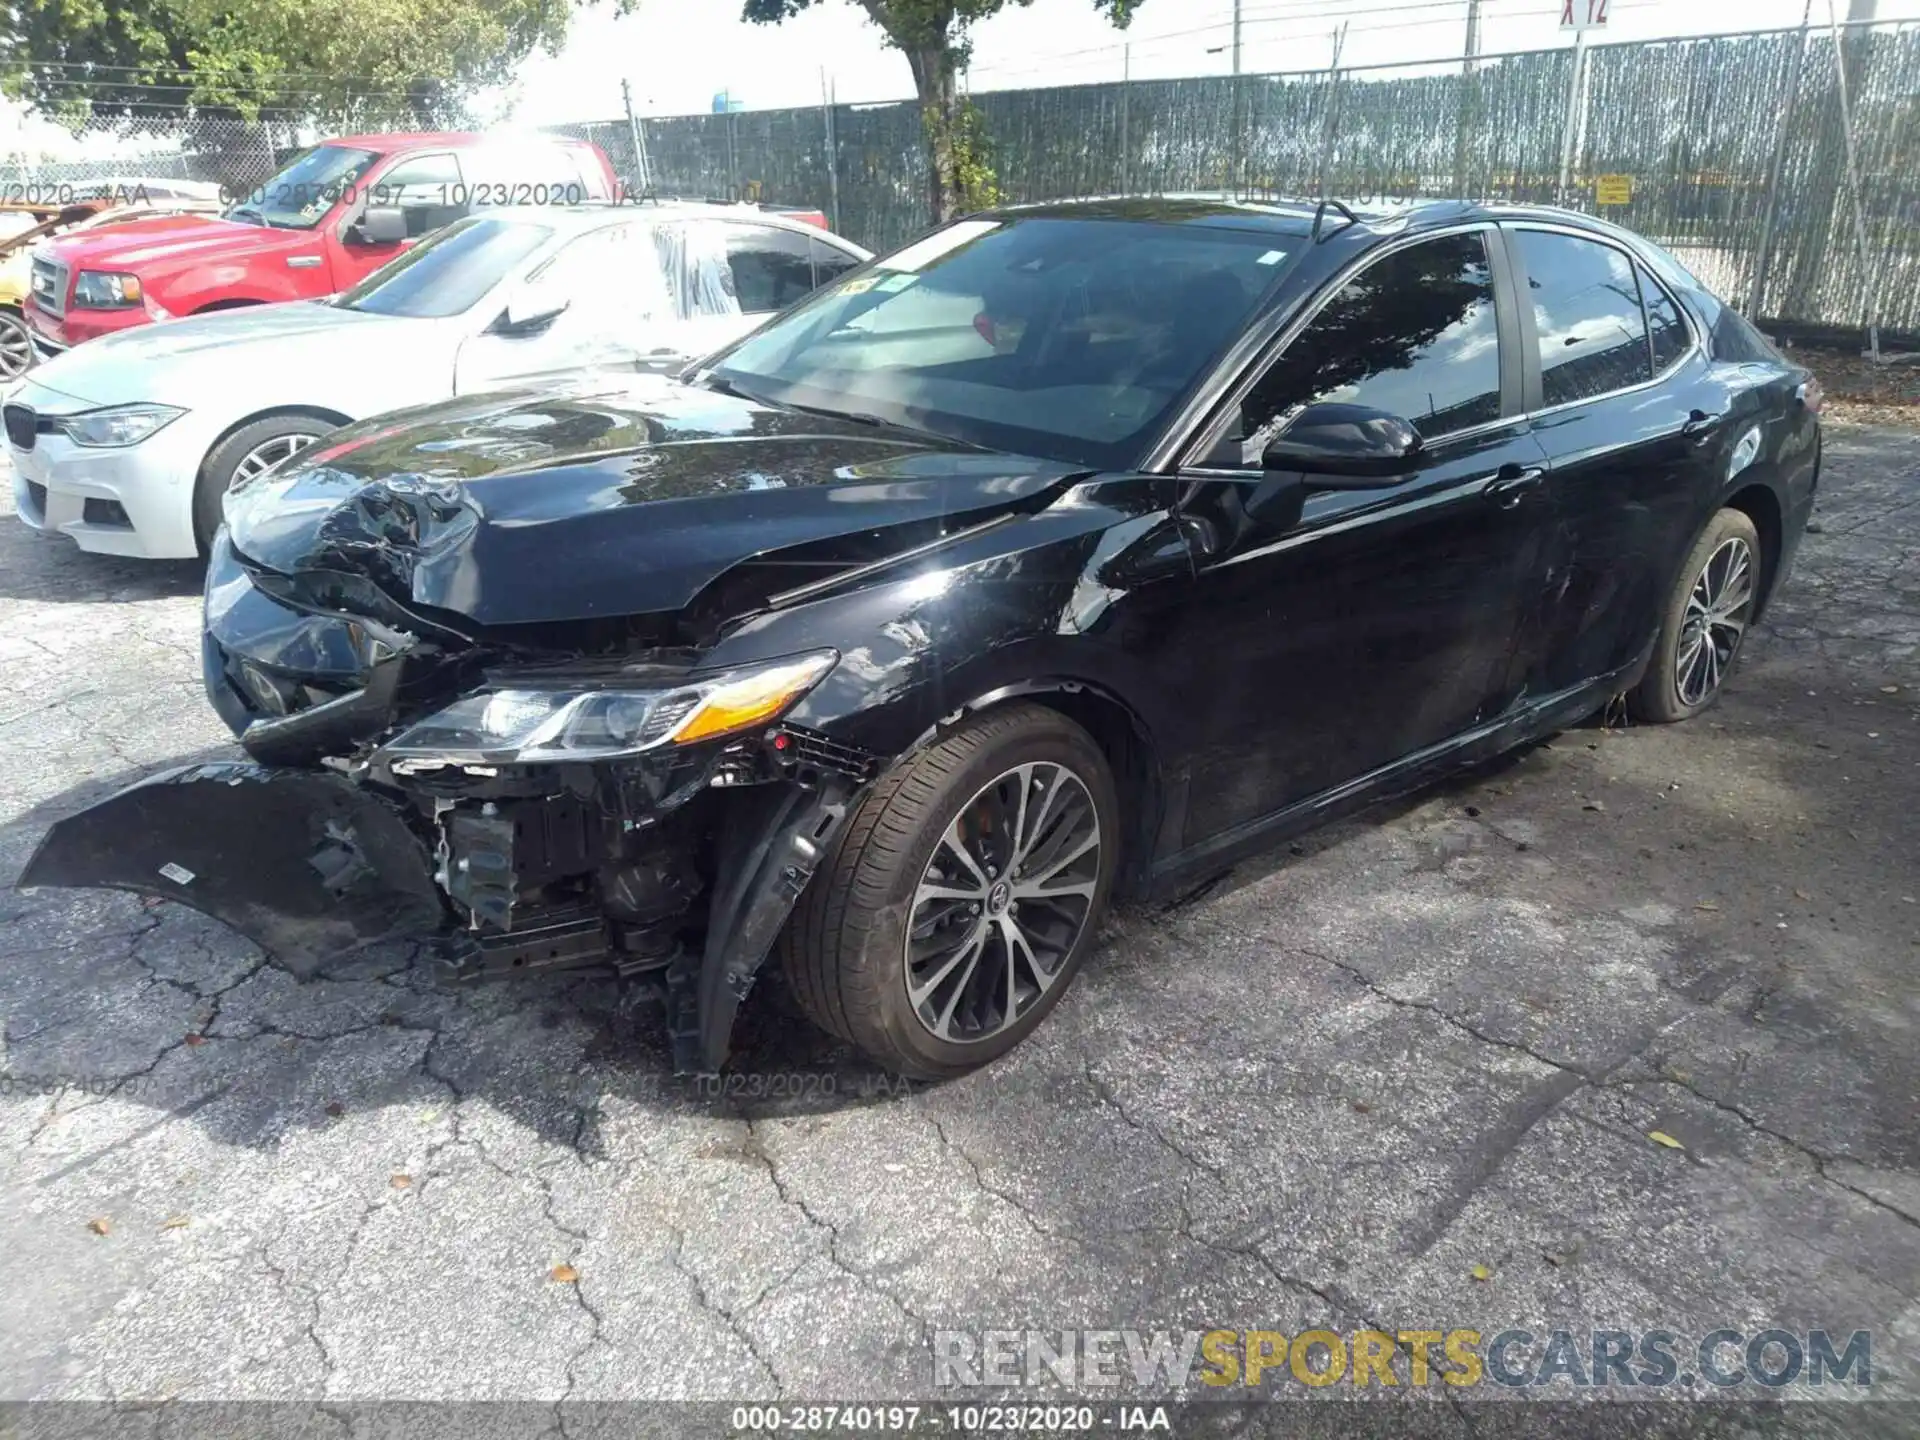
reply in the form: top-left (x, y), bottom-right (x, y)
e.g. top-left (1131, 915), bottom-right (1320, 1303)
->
top-left (1515, 229), bottom-right (1652, 407)
top-left (521, 224), bottom-right (675, 328)
top-left (367, 153), bottom-right (465, 238)
top-left (711, 216), bottom-right (1295, 467)
top-left (335, 217), bottom-right (553, 319)
top-left (1235, 231), bottom-right (1502, 455)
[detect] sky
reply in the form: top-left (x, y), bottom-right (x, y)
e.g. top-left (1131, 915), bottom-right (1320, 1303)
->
top-left (499, 0), bottom-right (1920, 125)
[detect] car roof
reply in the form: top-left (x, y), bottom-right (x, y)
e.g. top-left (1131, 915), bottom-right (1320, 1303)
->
top-left (980, 194), bottom-right (1636, 245)
top-left (327, 131), bottom-right (596, 153)
top-left (473, 201), bottom-right (864, 244)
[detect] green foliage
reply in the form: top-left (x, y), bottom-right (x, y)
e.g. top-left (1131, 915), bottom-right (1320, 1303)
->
top-left (944, 99), bottom-right (999, 211)
top-left (0, 0), bottom-right (578, 124)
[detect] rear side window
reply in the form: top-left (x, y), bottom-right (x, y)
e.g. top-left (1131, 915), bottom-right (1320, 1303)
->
top-left (1639, 265), bottom-right (1691, 375)
top-left (1709, 307), bottom-right (1782, 364)
top-left (1514, 229), bottom-right (1652, 406)
top-left (722, 223), bottom-right (818, 313)
top-left (1238, 231), bottom-right (1503, 448)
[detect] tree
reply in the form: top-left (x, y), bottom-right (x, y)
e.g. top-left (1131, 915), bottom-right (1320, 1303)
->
top-left (0, 0), bottom-right (576, 127)
top-left (742, 0), bottom-right (1143, 224)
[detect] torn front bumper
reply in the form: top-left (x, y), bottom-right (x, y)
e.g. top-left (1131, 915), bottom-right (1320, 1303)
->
top-left (19, 762), bottom-right (447, 978)
top-left (20, 759), bottom-right (859, 1073)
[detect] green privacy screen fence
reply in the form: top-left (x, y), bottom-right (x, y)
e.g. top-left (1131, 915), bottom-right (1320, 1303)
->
top-left (555, 20), bottom-right (1920, 339)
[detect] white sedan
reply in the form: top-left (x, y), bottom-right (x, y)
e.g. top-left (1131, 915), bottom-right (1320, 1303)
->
top-left (5, 203), bottom-right (868, 558)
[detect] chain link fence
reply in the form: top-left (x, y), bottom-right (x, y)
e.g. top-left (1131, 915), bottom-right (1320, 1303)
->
top-left (4, 20), bottom-right (1916, 337)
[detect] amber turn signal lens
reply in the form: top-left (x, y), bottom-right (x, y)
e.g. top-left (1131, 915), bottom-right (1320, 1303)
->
top-left (672, 653), bottom-right (837, 744)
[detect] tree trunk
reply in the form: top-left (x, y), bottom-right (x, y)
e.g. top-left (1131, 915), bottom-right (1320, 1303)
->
top-left (906, 44), bottom-right (962, 225)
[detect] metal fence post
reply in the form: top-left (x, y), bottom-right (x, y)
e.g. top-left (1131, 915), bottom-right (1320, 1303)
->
top-left (1747, 6), bottom-right (1812, 319)
top-left (726, 109), bottom-right (738, 202)
top-left (821, 70), bottom-right (842, 233)
top-left (1825, 0), bottom-right (1883, 359)
top-left (622, 79), bottom-right (652, 193)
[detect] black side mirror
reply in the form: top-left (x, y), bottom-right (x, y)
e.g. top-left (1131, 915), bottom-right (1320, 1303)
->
top-left (490, 293), bottom-right (570, 337)
top-left (350, 206), bottom-right (407, 245)
top-left (1261, 402), bottom-right (1424, 487)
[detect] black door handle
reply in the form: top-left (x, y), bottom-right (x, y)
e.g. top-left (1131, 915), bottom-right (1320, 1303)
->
top-left (1683, 408), bottom-right (1724, 437)
top-left (1485, 465), bottom-right (1546, 508)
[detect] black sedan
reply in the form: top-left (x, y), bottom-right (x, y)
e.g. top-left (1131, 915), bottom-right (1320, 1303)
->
top-left (26, 198), bottom-right (1822, 1078)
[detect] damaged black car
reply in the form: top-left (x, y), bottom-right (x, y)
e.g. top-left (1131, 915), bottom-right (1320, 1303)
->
top-left (23, 198), bottom-right (1821, 1077)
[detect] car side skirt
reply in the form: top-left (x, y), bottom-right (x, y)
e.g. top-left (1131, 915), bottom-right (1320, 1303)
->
top-left (1143, 644), bottom-right (1653, 900)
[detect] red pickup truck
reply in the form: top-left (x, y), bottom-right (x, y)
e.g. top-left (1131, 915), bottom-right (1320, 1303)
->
top-left (26, 131), bottom-right (617, 352)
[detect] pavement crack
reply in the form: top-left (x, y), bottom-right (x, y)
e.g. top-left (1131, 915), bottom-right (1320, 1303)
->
top-left (923, 1110), bottom-right (1078, 1248)
top-left (1081, 1056), bottom-right (1225, 1183)
top-left (1609, 1074), bottom-right (1920, 1233)
top-left (664, 1224), bottom-right (783, 1394)
top-left (739, 1110), bottom-right (935, 1344)
top-left (1292, 942), bottom-right (1588, 1080)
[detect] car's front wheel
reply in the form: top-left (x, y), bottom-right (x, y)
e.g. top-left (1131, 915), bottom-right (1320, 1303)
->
top-left (0, 308), bottom-right (36, 381)
top-left (1629, 506), bottom-right (1763, 723)
top-left (781, 703), bottom-right (1119, 1078)
top-left (194, 415), bottom-right (335, 553)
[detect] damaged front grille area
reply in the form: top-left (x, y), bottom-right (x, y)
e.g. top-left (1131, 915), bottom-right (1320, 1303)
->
top-left (777, 724), bottom-right (881, 781)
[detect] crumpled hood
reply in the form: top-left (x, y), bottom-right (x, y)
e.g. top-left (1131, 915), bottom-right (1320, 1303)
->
top-left (27, 300), bottom-right (400, 406)
top-left (224, 377), bottom-right (1084, 628)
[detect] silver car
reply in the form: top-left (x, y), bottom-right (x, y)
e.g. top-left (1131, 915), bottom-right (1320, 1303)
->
top-left (5, 203), bottom-right (868, 558)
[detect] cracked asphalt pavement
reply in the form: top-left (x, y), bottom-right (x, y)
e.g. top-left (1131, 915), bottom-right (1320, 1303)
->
top-left (0, 428), bottom-right (1916, 1431)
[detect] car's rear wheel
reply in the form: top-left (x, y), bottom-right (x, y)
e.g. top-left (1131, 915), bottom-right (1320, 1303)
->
top-left (0, 309), bottom-right (36, 381)
top-left (781, 703), bottom-right (1119, 1079)
top-left (193, 415), bottom-right (334, 553)
top-left (1629, 507), bottom-right (1763, 724)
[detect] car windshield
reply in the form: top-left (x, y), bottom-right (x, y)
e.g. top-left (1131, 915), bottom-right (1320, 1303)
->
top-left (225, 145), bottom-right (379, 230)
top-left (335, 217), bottom-right (555, 319)
top-left (708, 216), bottom-right (1296, 467)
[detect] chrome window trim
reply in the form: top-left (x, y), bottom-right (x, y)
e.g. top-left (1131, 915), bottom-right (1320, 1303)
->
top-left (1155, 219), bottom-right (1504, 474)
top-left (1504, 220), bottom-right (1703, 421)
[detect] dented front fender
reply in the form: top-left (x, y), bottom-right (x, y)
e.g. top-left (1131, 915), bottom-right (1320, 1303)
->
top-left (19, 763), bottom-right (448, 976)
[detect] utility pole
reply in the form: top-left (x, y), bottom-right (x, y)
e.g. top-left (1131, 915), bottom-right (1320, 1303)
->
top-left (1232, 0), bottom-right (1243, 78)
top-left (1463, 0), bottom-right (1482, 71)
top-left (1315, 21), bottom-right (1348, 196)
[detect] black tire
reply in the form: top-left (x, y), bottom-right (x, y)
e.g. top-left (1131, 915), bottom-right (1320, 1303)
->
top-left (1629, 507), bottom-right (1763, 724)
top-left (781, 703), bottom-right (1120, 1079)
top-left (193, 414), bottom-right (336, 553)
top-left (0, 308), bottom-right (36, 381)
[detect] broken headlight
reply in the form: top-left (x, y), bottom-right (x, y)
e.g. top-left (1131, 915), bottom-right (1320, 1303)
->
top-left (377, 650), bottom-right (838, 765)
